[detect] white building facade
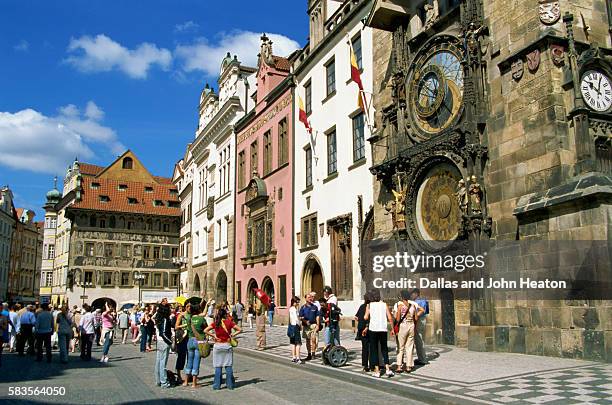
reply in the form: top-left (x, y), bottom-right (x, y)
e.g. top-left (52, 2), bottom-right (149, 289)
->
top-left (293, 0), bottom-right (375, 319)
top-left (177, 54), bottom-right (256, 303)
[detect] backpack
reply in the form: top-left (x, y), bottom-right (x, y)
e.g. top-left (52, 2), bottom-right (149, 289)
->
top-left (328, 303), bottom-right (342, 324)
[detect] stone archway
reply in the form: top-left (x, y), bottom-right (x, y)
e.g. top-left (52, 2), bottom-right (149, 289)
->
top-left (261, 276), bottom-right (275, 304)
top-left (246, 278), bottom-right (258, 305)
top-left (91, 297), bottom-right (117, 311)
top-left (193, 274), bottom-right (201, 295)
top-left (301, 255), bottom-right (324, 298)
top-left (215, 270), bottom-right (228, 304)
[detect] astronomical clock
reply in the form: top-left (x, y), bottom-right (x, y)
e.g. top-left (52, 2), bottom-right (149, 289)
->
top-left (370, 1), bottom-right (490, 252)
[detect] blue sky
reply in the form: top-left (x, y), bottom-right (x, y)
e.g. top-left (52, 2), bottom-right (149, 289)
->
top-left (0, 0), bottom-right (307, 216)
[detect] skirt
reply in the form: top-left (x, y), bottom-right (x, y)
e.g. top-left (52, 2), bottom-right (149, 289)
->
top-left (212, 342), bottom-right (233, 368)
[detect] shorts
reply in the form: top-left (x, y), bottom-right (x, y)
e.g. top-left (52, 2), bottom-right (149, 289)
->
top-left (288, 325), bottom-right (302, 345)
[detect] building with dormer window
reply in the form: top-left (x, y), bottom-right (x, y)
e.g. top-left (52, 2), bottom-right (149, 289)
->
top-left (233, 35), bottom-right (295, 320)
top-left (174, 53), bottom-right (256, 303)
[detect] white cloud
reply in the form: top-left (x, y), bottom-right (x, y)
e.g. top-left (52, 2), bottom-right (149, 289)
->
top-left (174, 21), bottom-right (199, 34)
top-left (14, 40), bottom-right (29, 52)
top-left (175, 31), bottom-right (300, 76)
top-left (65, 34), bottom-right (172, 79)
top-left (0, 102), bottom-right (124, 174)
top-left (85, 101), bottom-right (104, 121)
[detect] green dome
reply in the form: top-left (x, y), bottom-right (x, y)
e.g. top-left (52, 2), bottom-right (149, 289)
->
top-left (46, 188), bottom-right (61, 201)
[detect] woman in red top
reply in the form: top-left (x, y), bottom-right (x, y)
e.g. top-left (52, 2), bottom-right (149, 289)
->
top-left (204, 307), bottom-right (241, 390)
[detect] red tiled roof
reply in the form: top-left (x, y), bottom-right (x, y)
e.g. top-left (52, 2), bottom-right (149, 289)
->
top-left (273, 56), bottom-right (291, 72)
top-left (70, 176), bottom-right (180, 217)
top-left (79, 163), bottom-right (105, 176)
top-left (15, 208), bottom-right (24, 218)
top-left (153, 176), bottom-right (174, 185)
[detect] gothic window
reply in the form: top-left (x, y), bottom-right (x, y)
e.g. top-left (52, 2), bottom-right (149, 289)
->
top-left (301, 213), bottom-right (318, 249)
top-left (250, 140), bottom-right (258, 178)
top-left (278, 118), bottom-right (288, 166)
top-left (254, 218), bottom-right (265, 256)
top-left (238, 151), bottom-right (246, 189)
top-left (263, 130), bottom-right (272, 175)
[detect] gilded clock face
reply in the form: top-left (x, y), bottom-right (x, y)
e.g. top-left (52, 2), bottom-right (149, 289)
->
top-left (580, 70), bottom-right (612, 112)
top-left (414, 162), bottom-right (462, 244)
top-left (409, 42), bottom-right (464, 137)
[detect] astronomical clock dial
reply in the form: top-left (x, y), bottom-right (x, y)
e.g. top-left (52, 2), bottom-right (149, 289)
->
top-left (408, 42), bottom-right (464, 138)
top-left (580, 70), bottom-right (612, 112)
top-left (414, 162), bottom-right (462, 248)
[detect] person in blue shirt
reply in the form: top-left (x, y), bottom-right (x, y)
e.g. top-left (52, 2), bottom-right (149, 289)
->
top-left (411, 288), bottom-right (429, 365)
top-left (18, 305), bottom-right (36, 356)
top-left (298, 293), bottom-right (320, 361)
top-left (34, 303), bottom-right (55, 363)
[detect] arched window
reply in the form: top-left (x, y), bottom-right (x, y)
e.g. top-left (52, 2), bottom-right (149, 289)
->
top-left (122, 157), bottom-right (133, 169)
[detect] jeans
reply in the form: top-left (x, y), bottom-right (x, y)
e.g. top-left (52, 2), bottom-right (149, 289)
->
top-left (36, 332), bottom-right (52, 361)
top-left (155, 339), bottom-right (170, 386)
top-left (369, 331), bottom-right (390, 367)
top-left (213, 366), bottom-right (234, 390)
top-left (102, 330), bottom-right (113, 356)
top-left (175, 337), bottom-right (188, 372)
top-left (185, 337), bottom-right (201, 376)
top-left (140, 326), bottom-right (148, 352)
top-left (58, 333), bottom-right (71, 362)
top-left (80, 333), bottom-right (94, 360)
top-left (324, 324), bottom-right (340, 346)
top-left (268, 311), bottom-right (274, 327)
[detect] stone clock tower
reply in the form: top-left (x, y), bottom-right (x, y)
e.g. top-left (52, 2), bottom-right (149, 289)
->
top-left (366, 0), bottom-right (611, 361)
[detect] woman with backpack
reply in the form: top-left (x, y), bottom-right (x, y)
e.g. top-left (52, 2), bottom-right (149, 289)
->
top-left (394, 290), bottom-right (417, 373)
top-left (364, 289), bottom-right (395, 378)
top-left (184, 303), bottom-right (207, 388)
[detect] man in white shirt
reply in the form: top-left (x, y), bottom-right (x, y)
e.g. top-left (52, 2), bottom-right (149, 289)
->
top-left (323, 286), bottom-right (340, 346)
top-left (79, 304), bottom-right (95, 361)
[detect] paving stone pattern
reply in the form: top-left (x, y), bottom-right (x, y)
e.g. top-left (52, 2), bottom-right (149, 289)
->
top-left (238, 325), bottom-right (612, 405)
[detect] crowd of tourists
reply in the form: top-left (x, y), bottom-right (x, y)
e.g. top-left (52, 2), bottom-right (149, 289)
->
top-left (0, 287), bottom-right (429, 387)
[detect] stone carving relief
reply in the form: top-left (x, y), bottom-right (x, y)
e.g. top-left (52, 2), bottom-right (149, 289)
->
top-left (526, 49), bottom-right (540, 72)
top-left (511, 59), bottom-right (524, 81)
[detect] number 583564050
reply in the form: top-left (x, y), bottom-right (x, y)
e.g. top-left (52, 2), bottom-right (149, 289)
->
top-left (8, 386), bottom-right (65, 396)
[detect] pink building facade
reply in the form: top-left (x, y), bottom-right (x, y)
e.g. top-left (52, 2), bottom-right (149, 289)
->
top-left (234, 35), bottom-right (293, 321)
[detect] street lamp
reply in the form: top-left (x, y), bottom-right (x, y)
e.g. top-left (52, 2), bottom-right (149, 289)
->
top-left (172, 256), bottom-right (188, 297)
top-left (81, 281), bottom-right (92, 306)
top-left (134, 273), bottom-right (145, 306)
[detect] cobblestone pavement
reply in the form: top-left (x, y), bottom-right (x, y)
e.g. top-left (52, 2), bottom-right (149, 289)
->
top-left (237, 324), bottom-right (612, 405)
top-left (0, 338), bottom-right (416, 405)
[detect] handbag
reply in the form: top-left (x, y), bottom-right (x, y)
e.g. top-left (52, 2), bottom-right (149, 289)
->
top-left (393, 305), bottom-right (410, 335)
top-left (191, 318), bottom-right (212, 358)
top-left (220, 319), bottom-right (238, 347)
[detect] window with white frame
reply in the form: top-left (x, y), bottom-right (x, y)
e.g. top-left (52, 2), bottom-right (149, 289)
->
top-left (216, 219), bottom-right (222, 250)
top-left (48, 244), bottom-right (55, 259)
top-left (199, 169), bottom-right (207, 210)
top-left (194, 231), bottom-right (199, 257)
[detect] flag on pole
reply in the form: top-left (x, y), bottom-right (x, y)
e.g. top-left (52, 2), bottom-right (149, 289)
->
top-left (298, 95), bottom-right (317, 163)
top-left (298, 96), bottom-right (312, 134)
top-left (350, 45), bottom-right (365, 111)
